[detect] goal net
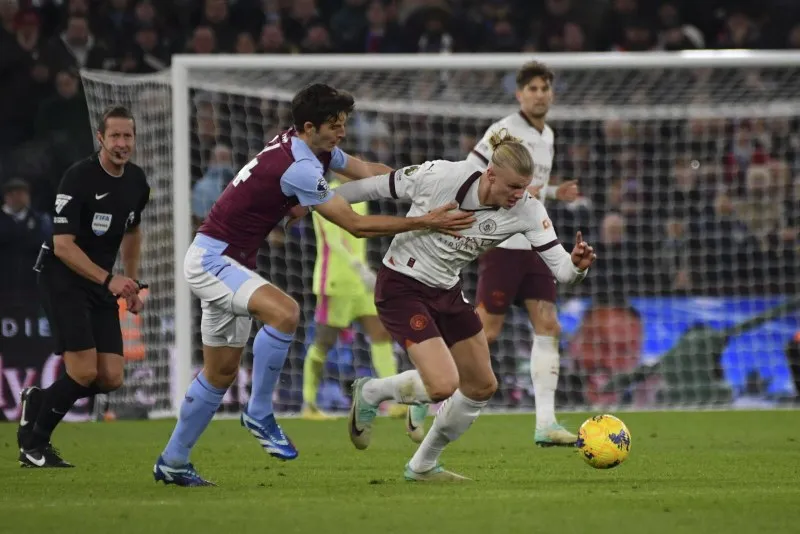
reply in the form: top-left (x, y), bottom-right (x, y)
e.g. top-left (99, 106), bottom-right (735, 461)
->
top-left (80, 52), bottom-right (800, 417)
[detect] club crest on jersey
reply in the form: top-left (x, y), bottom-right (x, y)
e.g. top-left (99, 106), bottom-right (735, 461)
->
top-left (479, 219), bottom-right (497, 234)
top-left (92, 213), bottom-right (112, 235)
top-left (316, 178), bottom-right (329, 200)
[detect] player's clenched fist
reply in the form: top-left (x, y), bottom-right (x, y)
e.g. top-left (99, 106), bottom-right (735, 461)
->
top-left (570, 231), bottom-right (596, 271)
top-left (109, 274), bottom-right (139, 298)
top-left (423, 201), bottom-right (476, 233)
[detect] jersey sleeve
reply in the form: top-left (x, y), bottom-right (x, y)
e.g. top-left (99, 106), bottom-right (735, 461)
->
top-left (333, 164), bottom-right (423, 204)
top-left (389, 164), bottom-right (425, 199)
top-left (330, 147), bottom-right (349, 170)
top-left (521, 198), bottom-right (558, 250)
top-left (52, 167), bottom-right (84, 236)
top-left (280, 159), bottom-right (334, 207)
top-left (521, 198), bottom-right (587, 284)
top-left (127, 181), bottom-right (151, 232)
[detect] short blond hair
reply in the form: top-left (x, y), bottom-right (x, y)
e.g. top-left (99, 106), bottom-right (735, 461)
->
top-left (488, 128), bottom-right (533, 178)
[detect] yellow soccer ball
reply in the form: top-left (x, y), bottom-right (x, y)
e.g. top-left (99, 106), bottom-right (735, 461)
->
top-left (576, 414), bottom-right (631, 469)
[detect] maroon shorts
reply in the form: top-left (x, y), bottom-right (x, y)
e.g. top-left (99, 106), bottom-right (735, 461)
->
top-left (476, 247), bottom-right (557, 314)
top-left (374, 266), bottom-right (483, 348)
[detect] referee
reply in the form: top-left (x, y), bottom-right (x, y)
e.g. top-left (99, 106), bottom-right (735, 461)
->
top-left (17, 105), bottom-right (150, 468)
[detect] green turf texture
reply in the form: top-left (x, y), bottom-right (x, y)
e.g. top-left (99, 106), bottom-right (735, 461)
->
top-left (2, 411), bottom-right (799, 534)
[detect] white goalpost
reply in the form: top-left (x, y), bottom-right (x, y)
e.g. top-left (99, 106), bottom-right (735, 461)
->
top-left (80, 51), bottom-right (800, 418)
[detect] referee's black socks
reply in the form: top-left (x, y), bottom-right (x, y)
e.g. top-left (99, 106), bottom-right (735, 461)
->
top-left (26, 374), bottom-right (93, 449)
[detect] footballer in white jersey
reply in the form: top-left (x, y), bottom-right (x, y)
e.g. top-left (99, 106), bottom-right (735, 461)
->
top-left (334, 131), bottom-right (595, 481)
top-left (373, 159), bottom-right (585, 290)
top-left (468, 111), bottom-right (556, 251)
top-left (468, 61), bottom-right (581, 447)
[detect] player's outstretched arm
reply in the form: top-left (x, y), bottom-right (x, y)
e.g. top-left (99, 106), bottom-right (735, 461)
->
top-left (337, 154), bottom-right (393, 181)
top-left (53, 234), bottom-right (139, 297)
top-left (333, 171), bottom-right (413, 203)
top-left (314, 194), bottom-right (474, 238)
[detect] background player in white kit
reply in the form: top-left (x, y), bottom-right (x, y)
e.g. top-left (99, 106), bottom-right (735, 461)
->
top-left (335, 131), bottom-right (595, 480)
top-left (467, 61), bottom-right (580, 446)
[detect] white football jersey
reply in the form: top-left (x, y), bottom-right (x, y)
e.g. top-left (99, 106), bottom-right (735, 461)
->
top-left (467, 111), bottom-right (555, 250)
top-left (380, 160), bottom-right (583, 290)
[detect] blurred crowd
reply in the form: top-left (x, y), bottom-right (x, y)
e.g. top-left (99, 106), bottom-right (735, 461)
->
top-left (1, 0), bottom-right (799, 299)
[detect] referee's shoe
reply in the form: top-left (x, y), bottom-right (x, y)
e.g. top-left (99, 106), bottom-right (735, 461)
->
top-left (16, 387), bottom-right (42, 450)
top-left (17, 387), bottom-right (73, 468)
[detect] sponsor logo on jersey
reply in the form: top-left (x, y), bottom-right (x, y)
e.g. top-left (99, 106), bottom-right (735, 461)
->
top-left (92, 213), bottom-right (113, 235)
top-left (54, 217), bottom-right (67, 224)
top-left (479, 219), bottom-right (497, 234)
top-left (54, 194), bottom-right (72, 214)
top-left (125, 211), bottom-right (135, 228)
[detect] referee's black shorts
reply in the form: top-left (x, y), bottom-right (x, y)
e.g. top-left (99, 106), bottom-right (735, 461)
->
top-left (39, 270), bottom-right (123, 356)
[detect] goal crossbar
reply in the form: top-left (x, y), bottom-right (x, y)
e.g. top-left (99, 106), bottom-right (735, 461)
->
top-left (171, 50), bottom-right (800, 71)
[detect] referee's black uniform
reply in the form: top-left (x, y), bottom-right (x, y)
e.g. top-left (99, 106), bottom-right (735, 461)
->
top-left (40, 153), bottom-right (150, 356)
top-left (17, 151), bottom-right (150, 468)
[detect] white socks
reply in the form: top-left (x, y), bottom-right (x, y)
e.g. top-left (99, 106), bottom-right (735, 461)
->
top-left (408, 389), bottom-right (487, 473)
top-left (362, 370), bottom-right (431, 405)
top-left (531, 335), bottom-right (559, 429)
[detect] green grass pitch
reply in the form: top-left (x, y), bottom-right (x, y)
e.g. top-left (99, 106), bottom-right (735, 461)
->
top-left (2, 411), bottom-right (800, 534)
